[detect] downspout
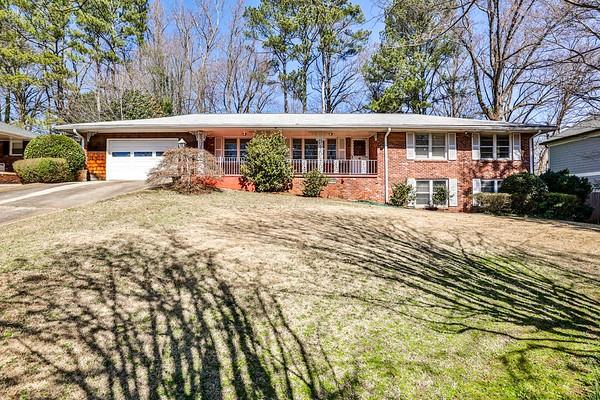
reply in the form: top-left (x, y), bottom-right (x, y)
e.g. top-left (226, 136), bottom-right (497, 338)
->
top-left (72, 128), bottom-right (85, 148)
top-left (530, 130), bottom-right (540, 174)
top-left (384, 127), bottom-right (392, 203)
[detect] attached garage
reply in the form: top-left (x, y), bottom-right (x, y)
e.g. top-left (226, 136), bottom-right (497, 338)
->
top-left (106, 139), bottom-right (178, 181)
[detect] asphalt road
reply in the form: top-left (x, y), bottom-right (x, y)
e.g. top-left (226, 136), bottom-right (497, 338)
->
top-left (0, 181), bottom-right (147, 225)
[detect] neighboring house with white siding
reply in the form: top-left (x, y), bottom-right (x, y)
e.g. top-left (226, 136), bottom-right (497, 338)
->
top-left (542, 119), bottom-right (600, 189)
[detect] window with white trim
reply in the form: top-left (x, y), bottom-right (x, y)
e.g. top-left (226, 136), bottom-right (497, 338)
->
top-left (481, 179), bottom-right (503, 193)
top-left (326, 139), bottom-right (337, 160)
top-left (290, 138), bottom-right (328, 160)
top-left (415, 179), bottom-right (448, 207)
top-left (480, 133), bottom-right (510, 160)
top-left (415, 133), bottom-right (446, 159)
top-left (224, 138), bottom-right (251, 159)
top-left (9, 140), bottom-right (24, 156)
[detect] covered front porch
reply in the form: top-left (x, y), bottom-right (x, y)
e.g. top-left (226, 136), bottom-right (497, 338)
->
top-left (193, 129), bottom-right (378, 177)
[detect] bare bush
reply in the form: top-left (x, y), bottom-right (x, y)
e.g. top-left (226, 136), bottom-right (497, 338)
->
top-left (147, 148), bottom-right (223, 194)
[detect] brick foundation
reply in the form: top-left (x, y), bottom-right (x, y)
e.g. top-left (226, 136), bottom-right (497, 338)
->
top-left (290, 176), bottom-right (381, 201)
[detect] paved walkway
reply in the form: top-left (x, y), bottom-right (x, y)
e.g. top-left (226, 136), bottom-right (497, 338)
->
top-left (0, 181), bottom-right (147, 225)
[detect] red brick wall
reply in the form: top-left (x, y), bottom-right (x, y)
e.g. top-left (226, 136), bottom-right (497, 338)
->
top-left (290, 176), bottom-right (381, 201)
top-left (87, 151), bottom-right (106, 180)
top-left (378, 132), bottom-right (533, 211)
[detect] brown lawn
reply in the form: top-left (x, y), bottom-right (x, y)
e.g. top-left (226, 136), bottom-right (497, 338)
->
top-left (0, 189), bottom-right (599, 400)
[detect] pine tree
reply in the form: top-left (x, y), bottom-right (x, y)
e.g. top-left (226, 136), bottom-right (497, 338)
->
top-left (363, 0), bottom-right (455, 114)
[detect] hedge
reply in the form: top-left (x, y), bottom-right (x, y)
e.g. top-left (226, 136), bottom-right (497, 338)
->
top-left (24, 135), bottom-right (85, 174)
top-left (538, 192), bottom-right (593, 221)
top-left (13, 158), bottom-right (72, 183)
top-left (474, 193), bottom-right (512, 215)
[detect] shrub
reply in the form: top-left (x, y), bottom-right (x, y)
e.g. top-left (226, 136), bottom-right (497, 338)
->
top-left (432, 185), bottom-right (449, 208)
top-left (13, 158), bottom-right (72, 183)
top-left (302, 169), bottom-right (329, 197)
top-left (390, 182), bottom-right (415, 207)
top-left (474, 193), bottom-right (512, 215)
top-left (24, 134), bottom-right (85, 174)
top-left (147, 148), bottom-right (222, 194)
top-left (500, 172), bottom-right (547, 215)
top-left (539, 169), bottom-right (593, 202)
top-left (538, 192), bottom-right (593, 222)
top-left (240, 132), bottom-right (293, 192)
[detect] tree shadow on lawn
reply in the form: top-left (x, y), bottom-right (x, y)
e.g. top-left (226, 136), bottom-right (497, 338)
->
top-left (1, 210), bottom-right (599, 399)
top-left (221, 211), bottom-right (600, 359)
top-left (0, 235), bottom-right (360, 400)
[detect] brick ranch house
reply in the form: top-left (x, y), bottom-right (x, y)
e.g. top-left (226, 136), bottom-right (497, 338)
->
top-left (0, 122), bottom-right (37, 183)
top-left (56, 114), bottom-right (555, 211)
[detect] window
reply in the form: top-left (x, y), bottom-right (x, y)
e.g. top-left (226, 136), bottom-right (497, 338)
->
top-left (415, 179), bottom-right (448, 207)
top-left (327, 139), bottom-right (337, 160)
top-left (134, 151), bottom-right (152, 157)
top-left (353, 139), bottom-right (367, 157)
top-left (112, 152), bottom-right (131, 157)
top-left (156, 151), bottom-right (165, 157)
top-left (304, 139), bottom-right (318, 159)
top-left (480, 133), bottom-right (511, 160)
top-left (481, 179), bottom-right (503, 193)
top-left (9, 140), bottom-right (24, 156)
top-left (240, 139), bottom-right (251, 159)
top-left (224, 139), bottom-right (238, 158)
top-left (292, 139), bottom-right (302, 160)
top-left (415, 133), bottom-right (446, 159)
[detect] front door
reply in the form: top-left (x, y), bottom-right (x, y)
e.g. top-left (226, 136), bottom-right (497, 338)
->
top-left (352, 139), bottom-right (368, 160)
top-left (351, 138), bottom-right (368, 174)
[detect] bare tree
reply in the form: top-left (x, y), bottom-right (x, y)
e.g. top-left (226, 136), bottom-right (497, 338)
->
top-left (457, 0), bottom-right (572, 121)
top-left (219, 2), bottom-right (274, 113)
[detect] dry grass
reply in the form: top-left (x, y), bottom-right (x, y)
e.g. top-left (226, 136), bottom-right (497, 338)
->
top-left (0, 189), bottom-right (599, 400)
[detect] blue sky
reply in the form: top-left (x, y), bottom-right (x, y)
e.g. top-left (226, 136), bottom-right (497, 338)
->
top-left (164, 0), bottom-right (385, 42)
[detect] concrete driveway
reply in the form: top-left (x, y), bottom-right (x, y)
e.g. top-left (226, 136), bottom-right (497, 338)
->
top-left (0, 181), bottom-right (147, 225)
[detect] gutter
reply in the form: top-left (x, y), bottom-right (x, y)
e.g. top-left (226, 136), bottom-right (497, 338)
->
top-left (530, 130), bottom-right (539, 174)
top-left (72, 128), bottom-right (86, 147)
top-left (384, 127), bottom-right (392, 203)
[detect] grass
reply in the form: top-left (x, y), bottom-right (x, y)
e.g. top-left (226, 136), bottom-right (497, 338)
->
top-left (0, 189), bottom-right (599, 400)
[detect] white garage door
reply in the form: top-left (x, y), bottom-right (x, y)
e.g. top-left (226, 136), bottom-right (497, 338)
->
top-left (106, 139), bottom-right (178, 181)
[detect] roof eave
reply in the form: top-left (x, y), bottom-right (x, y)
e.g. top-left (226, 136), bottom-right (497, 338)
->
top-left (55, 123), bottom-right (555, 134)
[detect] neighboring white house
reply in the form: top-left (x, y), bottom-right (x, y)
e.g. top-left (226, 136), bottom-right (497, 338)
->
top-left (542, 119), bottom-right (600, 189)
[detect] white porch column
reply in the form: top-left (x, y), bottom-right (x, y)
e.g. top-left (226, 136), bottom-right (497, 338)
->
top-left (317, 136), bottom-right (324, 173)
top-left (193, 131), bottom-right (207, 174)
top-left (193, 131), bottom-right (207, 150)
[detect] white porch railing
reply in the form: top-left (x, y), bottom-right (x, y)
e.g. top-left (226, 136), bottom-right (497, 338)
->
top-left (217, 157), bottom-right (377, 176)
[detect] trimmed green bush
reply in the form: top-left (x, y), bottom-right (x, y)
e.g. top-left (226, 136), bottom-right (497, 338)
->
top-left (302, 169), bottom-right (329, 197)
top-left (539, 169), bottom-right (593, 202)
top-left (390, 182), bottom-right (415, 207)
top-left (24, 134), bottom-right (85, 174)
top-left (538, 192), bottom-right (593, 222)
top-left (474, 193), bottom-right (512, 215)
top-left (13, 158), bottom-right (72, 183)
top-left (500, 172), bottom-right (547, 215)
top-left (240, 132), bottom-right (293, 192)
top-left (432, 185), bottom-right (449, 208)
